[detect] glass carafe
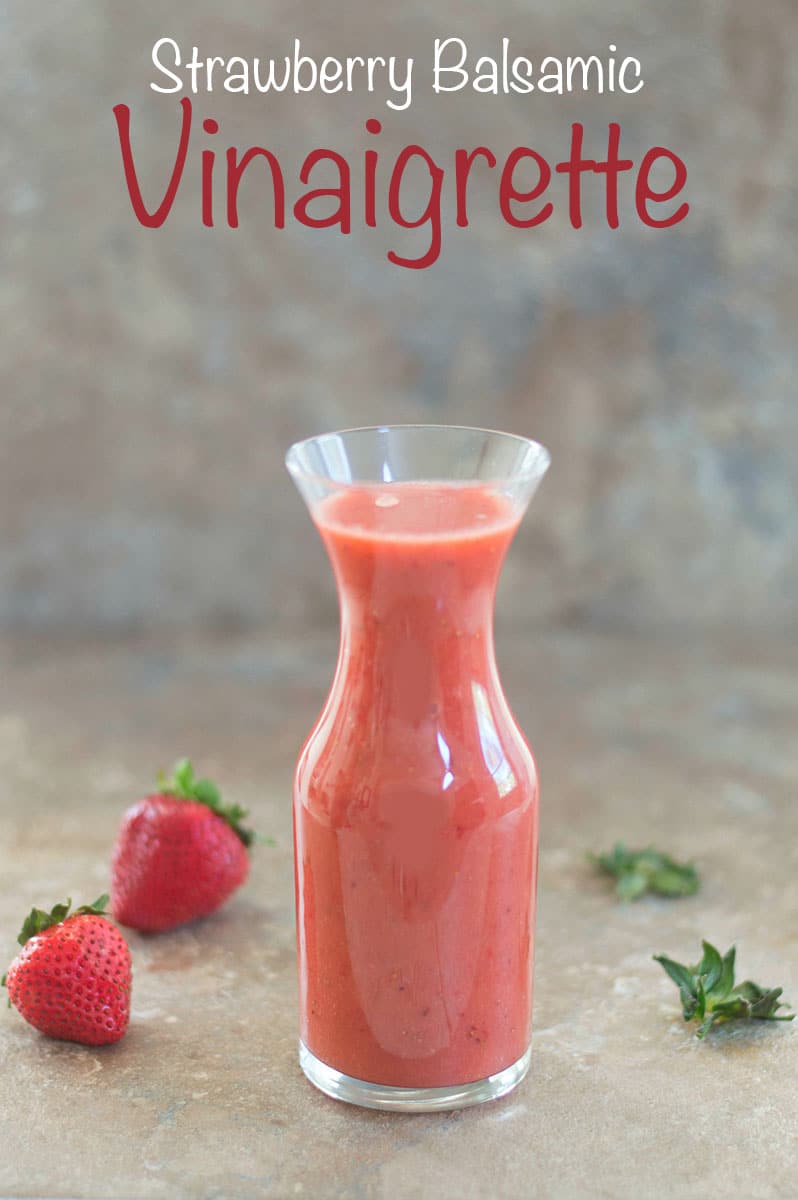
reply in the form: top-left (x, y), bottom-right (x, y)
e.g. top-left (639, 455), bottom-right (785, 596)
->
top-left (286, 425), bottom-right (550, 1111)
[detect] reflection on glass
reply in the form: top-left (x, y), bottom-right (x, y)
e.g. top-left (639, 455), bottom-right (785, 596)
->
top-left (436, 729), bottom-right (454, 790)
top-left (472, 682), bottom-right (517, 798)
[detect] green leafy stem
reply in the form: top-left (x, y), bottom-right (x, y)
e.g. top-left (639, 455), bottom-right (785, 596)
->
top-left (590, 842), bottom-right (699, 901)
top-left (158, 758), bottom-right (257, 848)
top-left (654, 940), bottom-right (794, 1038)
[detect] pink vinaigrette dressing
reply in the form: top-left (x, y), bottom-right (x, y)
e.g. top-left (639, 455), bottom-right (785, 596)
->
top-left (294, 482), bottom-right (539, 1089)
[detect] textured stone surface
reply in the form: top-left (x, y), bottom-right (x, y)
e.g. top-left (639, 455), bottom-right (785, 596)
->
top-left (1, 630), bottom-right (796, 1198)
top-left (1, 1), bottom-right (797, 634)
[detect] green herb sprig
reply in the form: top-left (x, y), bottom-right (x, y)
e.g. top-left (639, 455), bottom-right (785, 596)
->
top-left (590, 842), bottom-right (699, 901)
top-left (654, 940), bottom-right (794, 1038)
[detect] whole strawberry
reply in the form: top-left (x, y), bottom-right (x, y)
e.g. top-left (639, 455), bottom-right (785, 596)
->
top-left (3, 896), bottom-right (131, 1045)
top-left (111, 759), bottom-right (253, 933)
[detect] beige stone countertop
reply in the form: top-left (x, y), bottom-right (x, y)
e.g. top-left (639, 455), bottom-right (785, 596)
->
top-left (0, 629), bottom-right (796, 1199)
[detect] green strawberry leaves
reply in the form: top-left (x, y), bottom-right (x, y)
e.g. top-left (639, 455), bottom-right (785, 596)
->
top-left (654, 940), bottom-right (794, 1038)
top-left (591, 845), bottom-right (791, 1040)
top-left (12, 895), bottom-right (110, 948)
top-left (158, 758), bottom-right (255, 848)
top-left (590, 842), bottom-right (699, 901)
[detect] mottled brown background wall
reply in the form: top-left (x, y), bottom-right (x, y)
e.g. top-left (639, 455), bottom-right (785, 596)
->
top-left (1, 0), bottom-right (796, 636)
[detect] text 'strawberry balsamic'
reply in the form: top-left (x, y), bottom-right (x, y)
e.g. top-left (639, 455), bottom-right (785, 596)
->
top-left (286, 426), bottom-right (550, 1110)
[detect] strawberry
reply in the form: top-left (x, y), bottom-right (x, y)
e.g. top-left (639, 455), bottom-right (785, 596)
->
top-left (3, 896), bottom-right (131, 1045)
top-left (111, 759), bottom-right (253, 933)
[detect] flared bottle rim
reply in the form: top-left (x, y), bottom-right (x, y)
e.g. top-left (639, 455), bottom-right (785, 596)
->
top-left (285, 424), bottom-right (551, 492)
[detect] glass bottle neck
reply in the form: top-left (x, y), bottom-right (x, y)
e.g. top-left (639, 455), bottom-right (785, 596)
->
top-left (328, 547), bottom-right (508, 728)
top-left (313, 483), bottom-right (520, 714)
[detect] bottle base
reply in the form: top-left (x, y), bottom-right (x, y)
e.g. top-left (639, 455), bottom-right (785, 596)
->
top-left (298, 1041), bottom-right (531, 1112)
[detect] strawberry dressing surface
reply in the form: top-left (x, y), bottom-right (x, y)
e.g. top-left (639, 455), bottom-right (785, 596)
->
top-left (294, 483), bottom-right (539, 1087)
